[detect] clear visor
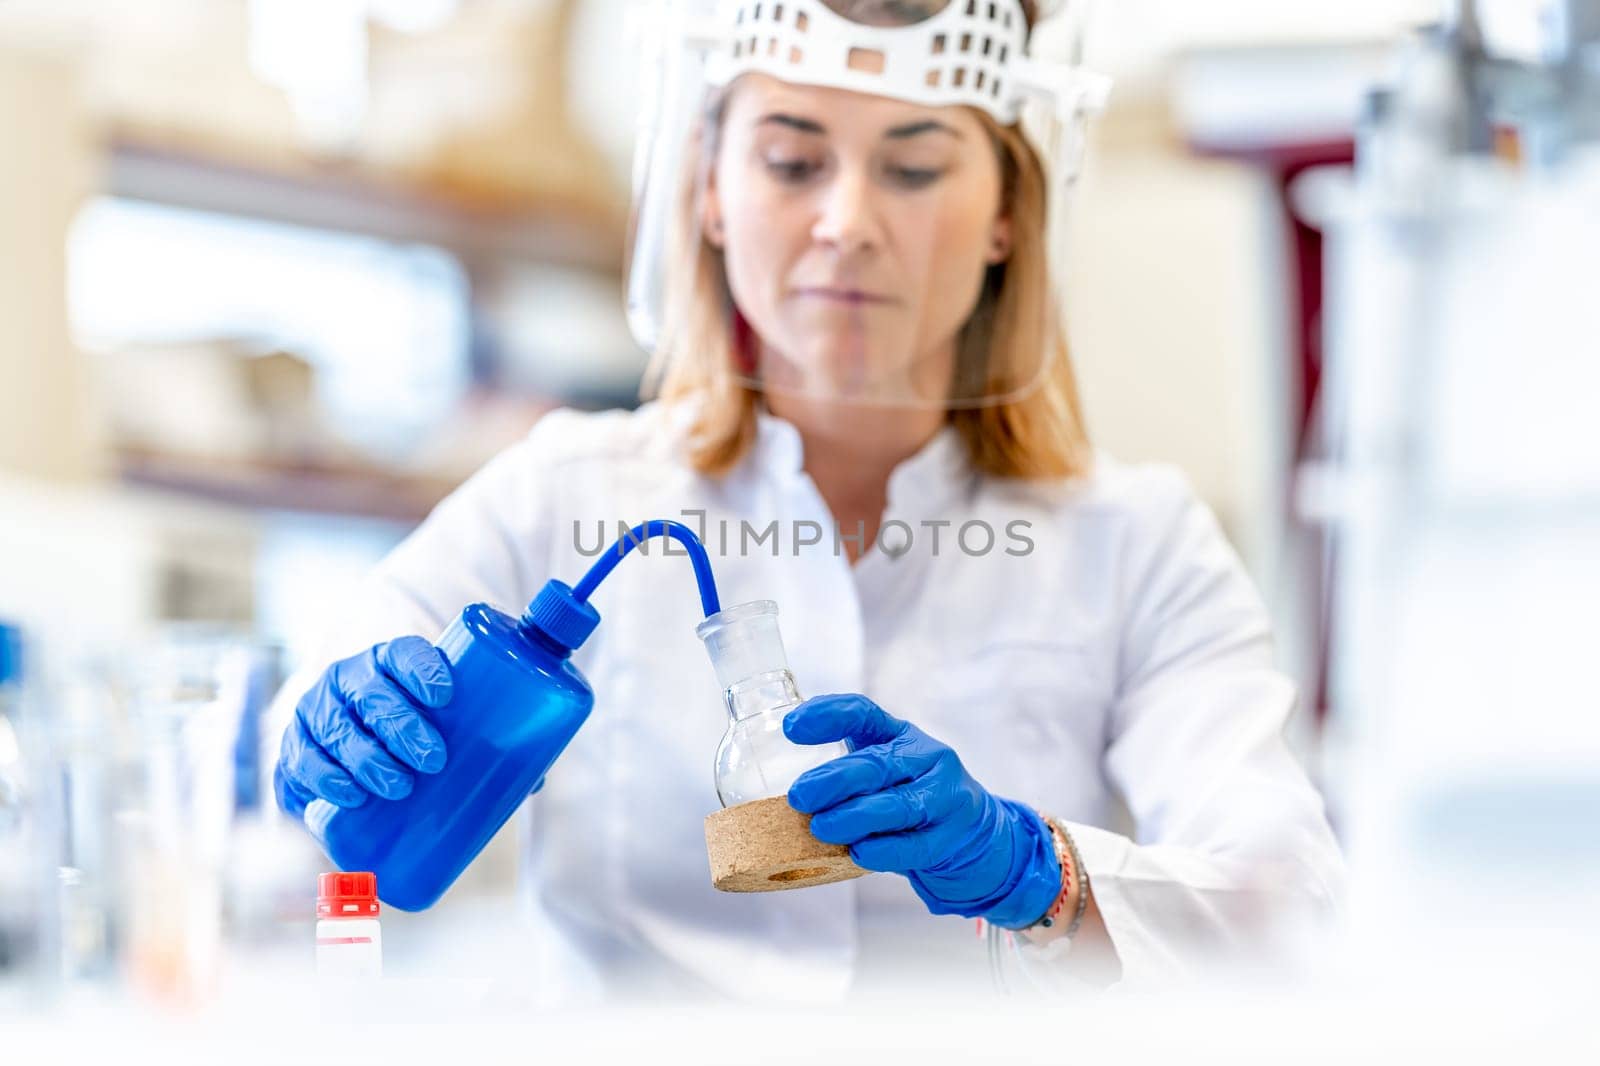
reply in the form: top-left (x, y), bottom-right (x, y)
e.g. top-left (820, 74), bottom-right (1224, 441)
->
top-left (626, 0), bottom-right (1106, 411)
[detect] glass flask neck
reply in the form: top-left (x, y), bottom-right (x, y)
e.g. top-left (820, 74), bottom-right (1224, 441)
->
top-left (724, 669), bottom-right (801, 723)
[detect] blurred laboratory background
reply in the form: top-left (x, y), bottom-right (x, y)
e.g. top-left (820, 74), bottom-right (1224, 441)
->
top-left (1, 0), bottom-right (1597, 1032)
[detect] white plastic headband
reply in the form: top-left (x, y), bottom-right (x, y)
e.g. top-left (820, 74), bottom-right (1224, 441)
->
top-left (694, 0), bottom-right (1108, 127)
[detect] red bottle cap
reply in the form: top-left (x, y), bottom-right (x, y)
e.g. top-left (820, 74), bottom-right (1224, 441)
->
top-left (318, 871), bottom-right (379, 918)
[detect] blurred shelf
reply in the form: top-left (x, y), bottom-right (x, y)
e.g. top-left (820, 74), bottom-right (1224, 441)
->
top-left (1173, 41), bottom-right (1391, 157)
top-left (116, 447), bottom-right (459, 524)
top-left (103, 134), bottom-right (625, 274)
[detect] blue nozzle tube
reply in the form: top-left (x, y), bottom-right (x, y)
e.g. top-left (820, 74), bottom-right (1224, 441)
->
top-left (572, 520), bottom-right (722, 617)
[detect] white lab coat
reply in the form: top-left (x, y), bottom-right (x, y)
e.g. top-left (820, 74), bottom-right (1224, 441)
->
top-left (273, 402), bottom-right (1343, 1001)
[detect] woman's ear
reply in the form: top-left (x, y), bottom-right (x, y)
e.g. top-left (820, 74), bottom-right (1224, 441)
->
top-left (987, 215), bottom-right (1013, 264)
top-left (702, 165), bottom-right (726, 249)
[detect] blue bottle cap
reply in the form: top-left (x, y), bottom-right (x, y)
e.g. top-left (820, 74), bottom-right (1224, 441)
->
top-left (522, 580), bottom-right (601, 653)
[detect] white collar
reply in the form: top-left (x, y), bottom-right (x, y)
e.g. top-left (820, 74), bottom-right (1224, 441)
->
top-left (752, 410), bottom-right (974, 513)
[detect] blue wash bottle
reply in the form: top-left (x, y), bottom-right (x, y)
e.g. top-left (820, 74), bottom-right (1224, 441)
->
top-left (306, 521), bottom-right (721, 912)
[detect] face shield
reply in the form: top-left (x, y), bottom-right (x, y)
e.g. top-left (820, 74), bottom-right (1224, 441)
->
top-left (626, 0), bottom-right (1109, 411)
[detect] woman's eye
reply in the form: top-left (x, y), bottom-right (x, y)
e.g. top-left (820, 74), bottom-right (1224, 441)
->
top-left (887, 166), bottom-right (943, 190)
top-left (764, 158), bottom-right (821, 183)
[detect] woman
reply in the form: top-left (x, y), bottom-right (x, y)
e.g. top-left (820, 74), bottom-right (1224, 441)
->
top-left (272, 0), bottom-right (1342, 1001)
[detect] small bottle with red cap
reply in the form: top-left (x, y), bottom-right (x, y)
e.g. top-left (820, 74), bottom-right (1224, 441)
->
top-left (316, 871), bottom-right (382, 978)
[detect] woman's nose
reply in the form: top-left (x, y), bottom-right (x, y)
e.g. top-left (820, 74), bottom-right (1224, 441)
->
top-left (809, 169), bottom-right (883, 256)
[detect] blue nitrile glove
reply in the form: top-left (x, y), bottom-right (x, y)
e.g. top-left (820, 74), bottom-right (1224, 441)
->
top-left (784, 694), bottom-right (1061, 929)
top-left (274, 637), bottom-right (451, 818)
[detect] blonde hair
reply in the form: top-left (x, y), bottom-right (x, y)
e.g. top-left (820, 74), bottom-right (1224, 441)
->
top-left (643, 83), bottom-right (1093, 482)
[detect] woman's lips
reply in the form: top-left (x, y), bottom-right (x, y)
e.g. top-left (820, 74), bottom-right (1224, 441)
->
top-left (792, 287), bottom-right (895, 305)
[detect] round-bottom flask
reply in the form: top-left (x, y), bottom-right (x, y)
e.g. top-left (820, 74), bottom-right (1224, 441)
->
top-left (697, 602), bottom-right (866, 892)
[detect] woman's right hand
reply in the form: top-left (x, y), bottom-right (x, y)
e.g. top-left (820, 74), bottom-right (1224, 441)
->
top-left (273, 637), bottom-right (453, 818)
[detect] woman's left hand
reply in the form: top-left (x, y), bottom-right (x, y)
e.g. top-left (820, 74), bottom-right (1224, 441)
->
top-left (784, 693), bottom-right (1062, 928)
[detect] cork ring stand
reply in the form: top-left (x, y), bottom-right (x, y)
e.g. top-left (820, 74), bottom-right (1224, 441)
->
top-left (705, 795), bottom-right (869, 892)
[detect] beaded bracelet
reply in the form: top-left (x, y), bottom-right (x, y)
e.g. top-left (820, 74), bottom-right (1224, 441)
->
top-left (1027, 815), bottom-right (1089, 940)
